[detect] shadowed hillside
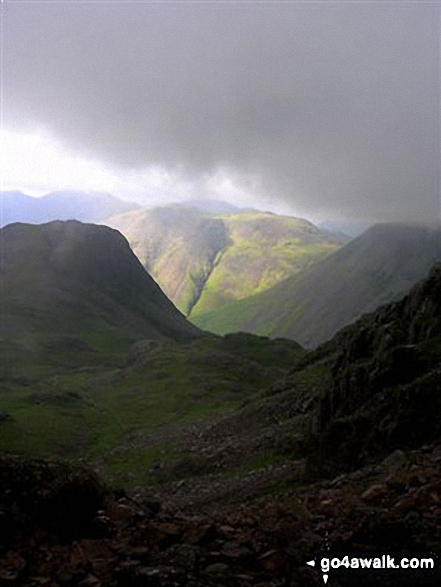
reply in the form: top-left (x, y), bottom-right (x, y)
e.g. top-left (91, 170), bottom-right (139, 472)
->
top-left (0, 220), bottom-right (200, 375)
top-left (306, 262), bottom-right (441, 474)
top-left (194, 223), bottom-right (441, 347)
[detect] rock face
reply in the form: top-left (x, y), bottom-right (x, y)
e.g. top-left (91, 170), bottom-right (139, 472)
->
top-left (309, 263), bottom-right (441, 473)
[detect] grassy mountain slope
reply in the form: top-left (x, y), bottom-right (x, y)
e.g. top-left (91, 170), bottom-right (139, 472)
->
top-left (104, 205), bottom-right (340, 316)
top-left (191, 211), bottom-right (339, 316)
top-left (193, 223), bottom-right (441, 347)
top-left (0, 333), bottom-right (303, 487)
top-left (0, 220), bottom-right (199, 375)
top-left (104, 206), bottom-right (231, 316)
top-left (0, 190), bottom-right (139, 226)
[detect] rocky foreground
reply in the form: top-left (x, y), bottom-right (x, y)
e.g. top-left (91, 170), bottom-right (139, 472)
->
top-left (1, 441), bottom-right (441, 587)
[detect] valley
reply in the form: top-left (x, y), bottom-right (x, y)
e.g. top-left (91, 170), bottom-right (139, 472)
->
top-left (1, 217), bottom-right (441, 586)
top-left (103, 205), bottom-right (341, 317)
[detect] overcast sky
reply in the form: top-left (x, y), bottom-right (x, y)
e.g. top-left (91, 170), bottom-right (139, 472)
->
top-left (2, 0), bottom-right (440, 222)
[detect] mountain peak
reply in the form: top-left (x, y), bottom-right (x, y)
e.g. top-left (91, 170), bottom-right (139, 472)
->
top-left (0, 220), bottom-right (200, 372)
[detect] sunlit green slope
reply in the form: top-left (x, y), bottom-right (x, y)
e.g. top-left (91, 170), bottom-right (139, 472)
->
top-left (104, 205), bottom-right (341, 316)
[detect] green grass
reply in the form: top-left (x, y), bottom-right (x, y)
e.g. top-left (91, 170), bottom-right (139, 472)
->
top-left (191, 239), bottom-right (339, 317)
top-left (0, 382), bottom-right (96, 457)
top-left (0, 335), bottom-right (304, 488)
top-left (108, 207), bottom-right (341, 318)
top-left (191, 293), bottom-right (279, 336)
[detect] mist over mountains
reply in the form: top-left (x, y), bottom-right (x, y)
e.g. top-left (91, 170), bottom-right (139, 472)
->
top-left (4, 3), bottom-right (441, 577)
top-left (0, 191), bottom-right (140, 227)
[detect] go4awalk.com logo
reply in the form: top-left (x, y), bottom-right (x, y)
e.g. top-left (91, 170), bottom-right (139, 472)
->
top-left (306, 551), bottom-right (438, 584)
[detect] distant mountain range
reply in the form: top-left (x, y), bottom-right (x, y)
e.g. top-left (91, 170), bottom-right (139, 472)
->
top-left (5, 194), bottom-right (440, 358)
top-left (0, 220), bottom-right (200, 373)
top-left (104, 205), bottom-right (342, 316)
top-left (0, 191), bottom-right (140, 226)
top-left (193, 223), bottom-right (441, 348)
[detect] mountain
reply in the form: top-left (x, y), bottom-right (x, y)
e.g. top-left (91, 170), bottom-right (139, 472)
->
top-left (0, 190), bottom-right (140, 226)
top-left (0, 220), bottom-right (200, 373)
top-left (104, 205), bottom-right (341, 316)
top-left (193, 223), bottom-right (441, 347)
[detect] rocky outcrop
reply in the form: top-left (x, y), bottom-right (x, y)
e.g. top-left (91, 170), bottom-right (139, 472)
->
top-left (309, 264), bottom-right (441, 473)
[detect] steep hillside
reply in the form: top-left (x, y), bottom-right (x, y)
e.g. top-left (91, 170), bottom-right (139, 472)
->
top-left (194, 223), bottom-right (441, 347)
top-left (104, 205), bottom-right (340, 316)
top-left (0, 190), bottom-right (139, 226)
top-left (104, 206), bottom-right (230, 316)
top-left (306, 262), bottom-right (441, 473)
top-left (0, 220), bottom-right (199, 374)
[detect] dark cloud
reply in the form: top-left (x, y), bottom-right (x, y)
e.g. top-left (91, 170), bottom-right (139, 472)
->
top-left (5, 1), bottom-right (439, 221)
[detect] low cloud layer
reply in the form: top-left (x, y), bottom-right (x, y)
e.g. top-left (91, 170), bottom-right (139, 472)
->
top-left (5, 2), bottom-right (439, 221)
